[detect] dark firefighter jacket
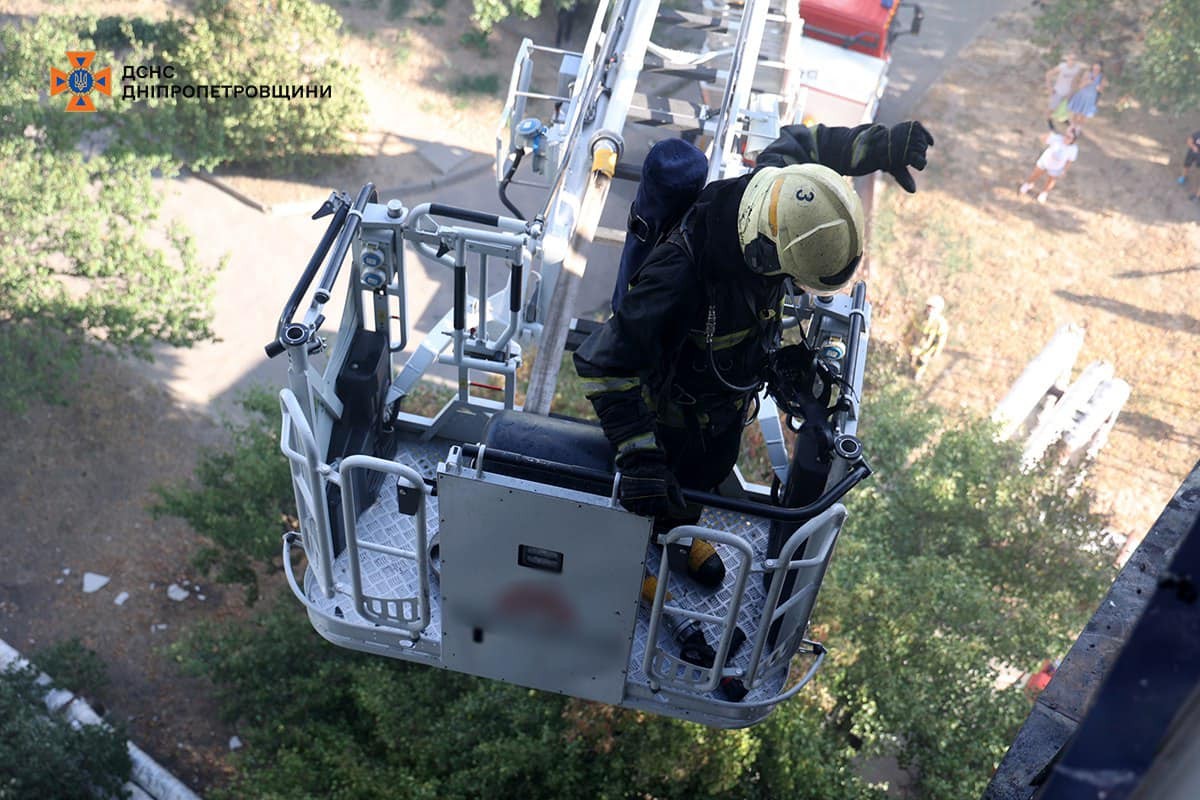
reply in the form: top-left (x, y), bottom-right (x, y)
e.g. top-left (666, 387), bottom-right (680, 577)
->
top-left (573, 123), bottom-right (879, 459)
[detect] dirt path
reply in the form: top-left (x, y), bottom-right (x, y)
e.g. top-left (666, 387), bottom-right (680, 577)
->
top-left (0, 354), bottom-right (244, 792)
top-left (6, 2), bottom-right (1196, 795)
top-left (868, 9), bottom-right (1200, 546)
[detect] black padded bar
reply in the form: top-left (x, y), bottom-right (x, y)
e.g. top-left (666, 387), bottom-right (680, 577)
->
top-left (266, 198), bottom-right (350, 357)
top-left (453, 264), bottom-right (466, 332)
top-left (613, 161), bottom-right (642, 182)
top-left (459, 444), bottom-right (871, 523)
top-left (428, 203), bottom-right (500, 228)
top-left (316, 183), bottom-right (376, 300)
top-left (509, 261), bottom-right (523, 312)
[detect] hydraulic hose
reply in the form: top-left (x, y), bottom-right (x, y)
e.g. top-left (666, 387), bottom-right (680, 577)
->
top-left (498, 149), bottom-right (526, 220)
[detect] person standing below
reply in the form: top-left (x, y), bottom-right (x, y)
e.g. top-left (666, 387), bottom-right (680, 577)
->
top-left (1067, 61), bottom-right (1106, 130)
top-left (1020, 126), bottom-right (1080, 204)
top-left (1177, 129), bottom-right (1200, 201)
top-left (1044, 53), bottom-right (1084, 131)
top-left (906, 295), bottom-right (949, 381)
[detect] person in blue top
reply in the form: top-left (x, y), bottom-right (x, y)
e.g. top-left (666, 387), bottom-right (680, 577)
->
top-left (1068, 61), bottom-right (1106, 130)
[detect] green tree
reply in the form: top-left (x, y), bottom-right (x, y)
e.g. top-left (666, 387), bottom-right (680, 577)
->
top-left (153, 389), bottom-right (296, 604)
top-left (112, 0), bottom-right (366, 171)
top-left (0, 18), bottom-right (216, 412)
top-left (814, 355), bottom-right (1114, 798)
top-left (1134, 0), bottom-right (1200, 113)
top-left (471, 0), bottom-right (543, 33)
top-left (0, 663), bottom-right (131, 800)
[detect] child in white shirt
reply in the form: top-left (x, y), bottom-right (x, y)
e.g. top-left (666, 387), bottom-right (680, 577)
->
top-left (1020, 128), bottom-right (1079, 204)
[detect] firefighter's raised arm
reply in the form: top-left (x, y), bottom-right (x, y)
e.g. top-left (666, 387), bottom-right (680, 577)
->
top-left (758, 121), bottom-right (935, 193)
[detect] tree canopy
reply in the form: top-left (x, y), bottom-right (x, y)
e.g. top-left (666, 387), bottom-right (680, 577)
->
top-left (0, 655), bottom-right (131, 800)
top-left (164, 353), bottom-right (1114, 799)
top-left (0, 1), bottom-right (367, 411)
top-left (0, 19), bottom-right (215, 411)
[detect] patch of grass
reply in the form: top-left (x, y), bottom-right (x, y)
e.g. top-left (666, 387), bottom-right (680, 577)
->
top-left (392, 33), bottom-right (412, 65)
top-left (460, 28), bottom-right (492, 57)
top-left (871, 201), bottom-right (897, 254)
top-left (361, 0), bottom-right (381, 8)
top-left (449, 73), bottom-right (501, 96)
top-left (929, 215), bottom-right (975, 276)
top-left (387, 0), bottom-right (410, 18)
top-left (31, 639), bottom-right (109, 698)
top-left (415, 9), bottom-right (445, 24)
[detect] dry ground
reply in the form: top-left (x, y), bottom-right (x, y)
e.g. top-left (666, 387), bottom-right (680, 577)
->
top-left (3, 1), bottom-right (1197, 794)
top-left (866, 9), bottom-right (1200, 545)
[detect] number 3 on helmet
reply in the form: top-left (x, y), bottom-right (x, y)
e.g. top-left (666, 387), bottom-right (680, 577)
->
top-left (737, 164), bottom-right (865, 294)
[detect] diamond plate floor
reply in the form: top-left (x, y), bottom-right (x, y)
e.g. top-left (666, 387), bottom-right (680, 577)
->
top-left (306, 433), bottom-right (802, 704)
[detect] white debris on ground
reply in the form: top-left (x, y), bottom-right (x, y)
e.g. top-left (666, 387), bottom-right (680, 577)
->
top-left (114, 591), bottom-right (130, 606)
top-left (166, 584), bottom-right (189, 602)
top-left (229, 736), bottom-right (243, 751)
top-left (82, 573), bottom-right (110, 593)
top-left (151, 623), bottom-right (169, 633)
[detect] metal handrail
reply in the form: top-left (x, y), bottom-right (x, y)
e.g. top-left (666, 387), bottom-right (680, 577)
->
top-left (644, 525), bottom-right (756, 693)
top-left (745, 504), bottom-right (847, 686)
top-left (339, 455), bottom-right (431, 636)
top-left (278, 388), bottom-right (336, 598)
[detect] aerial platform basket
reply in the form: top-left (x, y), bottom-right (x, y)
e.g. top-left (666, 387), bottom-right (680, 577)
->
top-left (266, 181), bottom-right (872, 728)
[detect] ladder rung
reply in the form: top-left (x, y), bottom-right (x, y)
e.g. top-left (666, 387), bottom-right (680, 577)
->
top-left (513, 89), bottom-right (572, 103)
top-left (656, 8), bottom-right (728, 31)
top-left (642, 54), bottom-right (719, 83)
top-left (627, 93), bottom-right (708, 133)
top-left (594, 226), bottom-right (627, 244)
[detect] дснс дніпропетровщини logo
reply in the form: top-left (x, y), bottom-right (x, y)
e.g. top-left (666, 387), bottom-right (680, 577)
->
top-left (49, 51), bottom-right (111, 112)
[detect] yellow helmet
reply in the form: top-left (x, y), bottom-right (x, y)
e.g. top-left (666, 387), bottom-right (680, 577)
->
top-left (737, 164), bottom-right (865, 294)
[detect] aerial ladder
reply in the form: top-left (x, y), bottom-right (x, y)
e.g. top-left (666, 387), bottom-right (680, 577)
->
top-left (267, 0), bottom-right (873, 728)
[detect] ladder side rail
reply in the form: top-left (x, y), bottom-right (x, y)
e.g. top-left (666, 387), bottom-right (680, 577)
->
top-left (525, 0), bottom-right (664, 413)
top-left (496, 38), bottom-right (536, 181)
top-left (278, 388), bottom-right (337, 598)
top-left (644, 526), bottom-right (755, 693)
top-left (745, 503), bottom-right (847, 686)
top-left (707, 0), bottom-right (773, 182)
top-left (339, 455), bottom-right (432, 635)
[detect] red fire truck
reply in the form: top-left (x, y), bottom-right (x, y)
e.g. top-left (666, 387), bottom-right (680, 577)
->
top-left (794, 0), bottom-right (924, 126)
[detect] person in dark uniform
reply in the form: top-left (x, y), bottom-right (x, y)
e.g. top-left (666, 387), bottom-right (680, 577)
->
top-left (573, 122), bottom-right (934, 535)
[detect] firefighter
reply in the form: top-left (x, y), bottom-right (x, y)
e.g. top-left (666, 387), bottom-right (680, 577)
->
top-left (573, 122), bottom-right (935, 564)
top-left (907, 294), bottom-right (949, 381)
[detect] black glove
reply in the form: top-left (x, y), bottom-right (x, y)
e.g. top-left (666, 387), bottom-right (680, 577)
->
top-left (850, 121), bottom-right (935, 193)
top-left (617, 449), bottom-right (687, 518)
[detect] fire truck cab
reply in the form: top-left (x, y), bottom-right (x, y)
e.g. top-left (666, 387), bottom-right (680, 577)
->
top-left (795, 0), bottom-right (924, 125)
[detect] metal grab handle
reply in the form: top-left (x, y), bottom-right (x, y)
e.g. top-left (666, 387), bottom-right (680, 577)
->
top-left (282, 532), bottom-right (310, 605)
top-left (314, 183), bottom-right (377, 303)
top-left (409, 202), bottom-right (528, 235)
top-left (266, 195), bottom-right (350, 358)
top-left (460, 443), bottom-right (871, 523)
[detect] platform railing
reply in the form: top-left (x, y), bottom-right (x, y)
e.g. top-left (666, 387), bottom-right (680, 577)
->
top-left (747, 504), bottom-right (846, 686)
top-left (642, 504), bottom-right (847, 700)
top-left (643, 525), bottom-right (754, 693)
top-left (339, 455), bottom-right (432, 637)
top-left (279, 387), bottom-right (336, 598)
